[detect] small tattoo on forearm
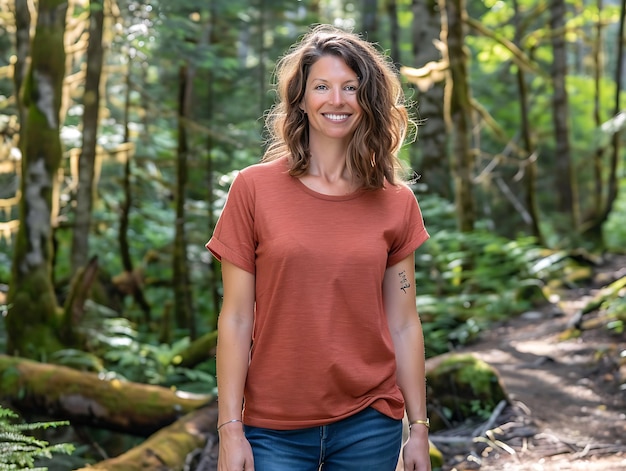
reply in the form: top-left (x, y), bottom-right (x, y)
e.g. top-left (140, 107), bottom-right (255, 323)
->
top-left (398, 270), bottom-right (411, 293)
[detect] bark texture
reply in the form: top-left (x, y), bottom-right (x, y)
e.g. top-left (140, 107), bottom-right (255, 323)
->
top-left (441, 0), bottom-right (475, 232)
top-left (0, 354), bottom-right (213, 436)
top-left (549, 0), bottom-right (577, 227)
top-left (6, 0), bottom-right (69, 357)
top-left (71, 0), bottom-right (105, 275)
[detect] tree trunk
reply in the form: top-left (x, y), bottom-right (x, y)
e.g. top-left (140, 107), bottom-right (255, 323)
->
top-left (441, 0), bottom-right (475, 232)
top-left (6, 0), bottom-right (69, 358)
top-left (205, 5), bottom-right (221, 331)
top-left (513, 0), bottom-right (544, 244)
top-left (362, 0), bottom-right (379, 42)
top-left (386, 0), bottom-right (401, 66)
top-left (12, 0), bottom-right (31, 125)
top-left (60, 255), bottom-right (99, 346)
top-left (411, 0), bottom-right (451, 199)
top-left (592, 0), bottom-right (605, 218)
top-left (580, 0), bottom-right (625, 245)
top-left (174, 64), bottom-right (195, 335)
top-left (0, 354), bottom-right (213, 436)
top-left (118, 56), bottom-right (151, 322)
top-left (576, 0), bottom-right (608, 249)
top-left (71, 0), bottom-right (105, 275)
top-left (549, 0), bottom-right (577, 230)
top-left (257, 0), bottom-right (267, 120)
top-left (606, 0), bottom-right (625, 218)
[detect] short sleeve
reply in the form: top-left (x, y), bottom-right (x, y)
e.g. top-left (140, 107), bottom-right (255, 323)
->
top-left (206, 172), bottom-right (256, 274)
top-left (387, 187), bottom-right (429, 267)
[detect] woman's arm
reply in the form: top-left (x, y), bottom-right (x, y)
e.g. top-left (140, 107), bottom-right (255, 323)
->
top-left (216, 259), bottom-right (256, 471)
top-left (383, 253), bottom-right (431, 471)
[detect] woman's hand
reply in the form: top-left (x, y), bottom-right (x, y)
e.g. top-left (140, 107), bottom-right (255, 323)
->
top-left (218, 424), bottom-right (255, 471)
top-left (402, 425), bottom-right (431, 471)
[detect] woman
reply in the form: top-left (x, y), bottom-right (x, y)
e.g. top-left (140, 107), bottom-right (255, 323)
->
top-left (207, 24), bottom-right (431, 471)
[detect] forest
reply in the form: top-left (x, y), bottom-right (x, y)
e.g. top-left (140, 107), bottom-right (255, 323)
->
top-left (0, 0), bottom-right (625, 470)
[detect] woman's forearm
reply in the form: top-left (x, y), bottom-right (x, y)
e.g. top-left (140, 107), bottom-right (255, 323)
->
top-left (216, 313), bottom-right (253, 425)
top-left (393, 319), bottom-right (428, 423)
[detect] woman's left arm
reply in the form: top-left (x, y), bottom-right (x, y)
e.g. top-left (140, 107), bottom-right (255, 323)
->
top-left (383, 252), bottom-right (432, 471)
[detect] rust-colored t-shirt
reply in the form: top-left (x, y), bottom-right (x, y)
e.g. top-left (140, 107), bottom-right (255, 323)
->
top-left (207, 158), bottom-right (429, 430)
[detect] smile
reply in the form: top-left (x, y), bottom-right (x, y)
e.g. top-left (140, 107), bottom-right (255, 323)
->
top-left (324, 113), bottom-right (350, 121)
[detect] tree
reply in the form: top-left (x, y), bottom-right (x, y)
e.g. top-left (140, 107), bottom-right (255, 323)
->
top-left (581, 0), bottom-right (626, 248)
top-left (12, 0), bottom-right (30, 125)
top-left (385, 0), bottom-right (401, 67)
top-left (513, 0), bottom-right (544, 244)
top-left (409, 0), bottom-right (451, 199)
top-left (362, 0), bottom-right (379, 43)
top-left (174, 63), bottom-right (195, 334)
top-left (6, 0), bottom-right (69, 357)
top-left (71, 0), bottom-right (105, 275)
top-left (442, 0), bottom-right (475, 232)
top-left (549, 0), bottom-right (577, 231)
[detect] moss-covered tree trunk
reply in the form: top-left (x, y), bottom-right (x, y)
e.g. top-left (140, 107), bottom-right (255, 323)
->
top-left (442, 0), bottom-right (475, 232)
top-left (0, 354), bottom-right (213, 435)
top-left (5, 0), bottom-right (68, 358)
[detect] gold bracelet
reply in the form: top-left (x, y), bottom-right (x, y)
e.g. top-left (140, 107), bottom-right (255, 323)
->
top-left (216, 418), bottom-right (243, 432)
top-left (409, 418), bottom-right (430, 429)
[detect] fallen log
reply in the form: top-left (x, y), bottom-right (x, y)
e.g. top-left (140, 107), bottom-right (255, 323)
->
top-left (0, 354), bottom-right (213, 436)
top-left (73, 405), bottom-right (219, 471)
top-left (567, 275), bottom-right (626, 329)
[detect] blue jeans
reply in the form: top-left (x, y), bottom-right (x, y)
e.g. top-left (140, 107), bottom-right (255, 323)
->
top-left (244, 407), bottom-right (402, 471)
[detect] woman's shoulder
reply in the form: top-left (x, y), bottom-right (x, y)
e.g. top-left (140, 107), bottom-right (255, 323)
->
top-left (381, 179), bottom-right (418, 200)
top-left (239, 156), bottom-right (289, 181)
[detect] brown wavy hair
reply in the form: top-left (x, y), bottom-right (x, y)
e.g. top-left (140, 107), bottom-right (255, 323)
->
top-left (262, 24), bottom-right (414, 189)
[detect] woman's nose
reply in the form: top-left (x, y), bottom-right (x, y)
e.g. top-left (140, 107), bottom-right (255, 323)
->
top-left (329, 87), bottom-right (343, 105)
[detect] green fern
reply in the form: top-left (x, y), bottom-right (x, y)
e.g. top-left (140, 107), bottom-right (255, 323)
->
top-left (0, 406), bottom-right (74, 470)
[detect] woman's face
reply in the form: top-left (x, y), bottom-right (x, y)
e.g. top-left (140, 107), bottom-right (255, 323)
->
top-left (300, 55), bottom-right (362, 145)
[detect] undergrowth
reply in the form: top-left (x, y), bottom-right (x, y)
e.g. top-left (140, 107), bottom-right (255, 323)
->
top-left (0, 406), bottom-right (74, 471)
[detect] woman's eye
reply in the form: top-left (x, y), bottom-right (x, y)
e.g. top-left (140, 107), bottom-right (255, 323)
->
top-left (345, 85), bottom-right (358, 91)
top-left (315, 84), bottom-right (328, 90)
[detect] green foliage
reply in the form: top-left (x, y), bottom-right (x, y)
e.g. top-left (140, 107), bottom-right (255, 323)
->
top-left (605, 177), bottom-right (626, 252)
top-left (0, 406), bottom-right (74, 471)
top-left (51, 301), bottom-right (216, 394)
top-left (416, 198), bottom-right (565, 355)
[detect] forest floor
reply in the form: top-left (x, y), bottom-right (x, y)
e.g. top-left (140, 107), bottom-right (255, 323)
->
top-left (433, 253), bottom-right (626, 471)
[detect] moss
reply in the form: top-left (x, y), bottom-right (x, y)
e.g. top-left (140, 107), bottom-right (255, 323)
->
top-left (0, 362), bottom-right (21, 394)
top-left (427, 353), bottom-right (508, 429)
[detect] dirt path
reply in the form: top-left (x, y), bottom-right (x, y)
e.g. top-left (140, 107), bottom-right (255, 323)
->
top-left (435, 255), bottom-right (626, 471)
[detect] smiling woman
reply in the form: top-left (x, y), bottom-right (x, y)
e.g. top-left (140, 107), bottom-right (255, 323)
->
top-left (299, 55), bottom-right (362, 147)
top-left (206, 24), bottom-right (432, 471)
top-left (263, 24), bottom-right (411, 191)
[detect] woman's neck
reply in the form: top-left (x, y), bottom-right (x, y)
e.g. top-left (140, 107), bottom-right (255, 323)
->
top-left (300, 149), bottom-right (357, 196)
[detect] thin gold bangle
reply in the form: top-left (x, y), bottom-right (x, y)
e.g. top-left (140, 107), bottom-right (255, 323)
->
top-left (409, 418), bottom-right (430, 429)
top-left (216, 418), bottom-right (243, 432)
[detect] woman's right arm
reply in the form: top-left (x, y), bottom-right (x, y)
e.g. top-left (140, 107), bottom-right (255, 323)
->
top-left (216, 259), bottom-right (256, 471)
